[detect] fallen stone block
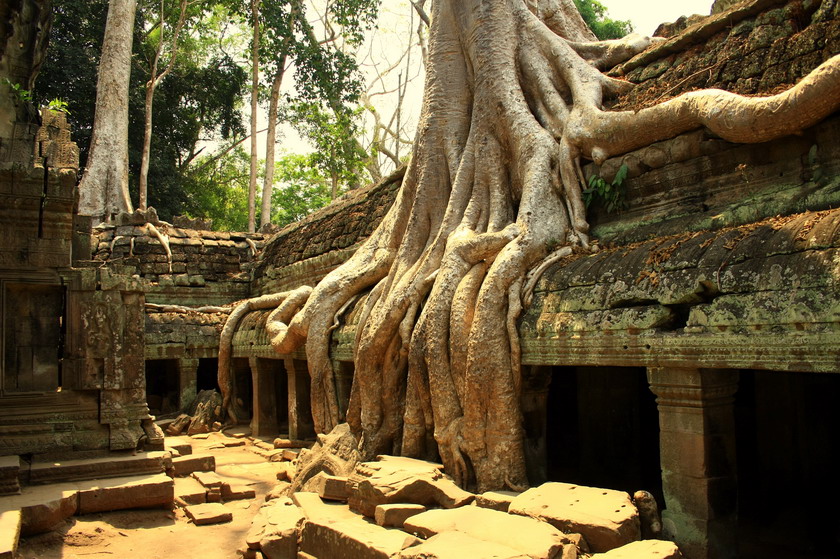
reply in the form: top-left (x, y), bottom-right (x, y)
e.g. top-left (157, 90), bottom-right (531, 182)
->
top-left (403, 506), bottom-right (568, 559)
top-left (398, 531), bottom-right (528, 559)
top-left (300, 517), bottom-right (419, 559)
top-left (348, 456), bottom-right (474, 517)
top-left (265, 482), bottom-right (291, 502)
top-left (166, 414), bottom-right (191, 436)
top-left (276, 462), bottom-right (296, 482)
top-left (223, 484), bottom-right (257, 501)
top-left (282, 449), bottom-right (300, 461)
top-left (292, 491), bottom-right (358, 524)
top-left (0, 456), bottom-right (20, 496)
top-left (76, 473), bottom-right (174, 514)
top-left (0, 510), bottom-right (21, 559)
top-left (374, 504), bottom-right (426, 528)
top-left (248, 497), bottom-right (305, 558)
top-left (175, 476), bottom-right (207, 506)
top-left (185, 502), bottom-right (233, 525)
top-left (474, 490), bottom-right (520, 512)
top-left (172, 454), bottom-right (216, 476)
top-left (207, 487), bottom-right (223, 502)
top-left (192, 471), bottom-right (225, 488)
top-left (590, 540), bottom-right (682, 558)
top-left (273, 439), bottom-right (313, 449)
top-left (18, 487), bottom-right (79, 536)
top-left (167, 443), bottom-right (193, 456)
top-left (317, 475), bottom-right (349, 501)
top-left (224, 440), bottom-right (246, 447)
top-left (509, 482), bottom-right (640, 553)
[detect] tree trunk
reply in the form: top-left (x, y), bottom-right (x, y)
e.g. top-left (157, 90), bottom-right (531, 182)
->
top-left (260, 69), bottom-right (284, 228)
top-left (269, 0), bottom-right (840, 492)
top-left (77, 0), bottom-right (136, 222)
top-left (247, 0), bottom-right (260, 233)
top-left (138, 0), bottom-right (188, 210)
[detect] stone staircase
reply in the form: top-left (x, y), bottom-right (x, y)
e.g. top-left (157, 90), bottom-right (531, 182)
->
top-left (0, 450), bottom-right (177, 559)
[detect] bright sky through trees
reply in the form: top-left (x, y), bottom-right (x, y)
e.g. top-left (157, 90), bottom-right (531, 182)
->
top-left (601, 0), bottom-right (715, 35)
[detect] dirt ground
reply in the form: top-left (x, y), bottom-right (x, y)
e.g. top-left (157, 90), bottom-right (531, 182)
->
top-left (17, 430), bottom-right (284, 559)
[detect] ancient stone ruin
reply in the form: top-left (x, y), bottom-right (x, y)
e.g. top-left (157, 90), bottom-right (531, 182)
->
top-left (2, 0), bottom-right (840, 558)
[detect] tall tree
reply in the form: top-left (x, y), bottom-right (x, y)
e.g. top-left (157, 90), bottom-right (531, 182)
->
top-left (77, 0), bottom-right (137, 221)
top-left (264, 0), bottom-right (840, 493)
top-left (247, 0), bottom-right (259, 232)
top-left (137, 0), bottom-right (191, 210)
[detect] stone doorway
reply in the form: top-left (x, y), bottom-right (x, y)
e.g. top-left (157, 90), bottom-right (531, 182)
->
top-left (735, 369), bottom-right (840, 557)
top-left (144, 359), bottom-right (179, 416)
top-left (532, 366), bottom-right (661, 501)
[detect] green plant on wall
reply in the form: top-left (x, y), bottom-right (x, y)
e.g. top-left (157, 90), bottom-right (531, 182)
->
top-left (583, 163), bottom-right (628, 213)
top-left (46, 98), bottom-right (71, 114)
top-left (3, 78), bottom-right (33, 103)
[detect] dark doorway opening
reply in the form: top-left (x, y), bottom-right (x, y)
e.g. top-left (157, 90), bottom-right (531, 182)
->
top-left (231, 358), bottom-right (252, 423)
top-left (736, 370), bottom-right (840, 558)
top-left (145, 359), bottom-right (179, 415)
top-left (544, 366), bottom-right (662, 503)
top-left (196, 358), bottom-right (219, 392)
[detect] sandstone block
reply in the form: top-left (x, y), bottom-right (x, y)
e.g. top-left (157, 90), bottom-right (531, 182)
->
top-left (282, 449), bottom-right (300, 461)
top-left (223, 484), bottom-right (257, 501)
top-left (273, 439), bottom-right (313, 449)
top-left (509, 482), bottom-right (640, 553)
top-left (403, 506), bottom-right (568, 559)
top-left (591, 540), bottom-right (683, 558)
top-left (348, 456), bottom-right (474, 517)
top-left (185, 502), bottom-right (233, 525)
top-left (77, 474), bottom-right (174, 514)
top-left (175, 476), bottom-right (207, 506)
top-left (172, 454), bottom-right (216, 476)
top-left (397, 531), bottom-right (528, 559)
top-left (252, 497), bottom-right (305, 559)
top-left (317, 475), bottom-right (350, 501)
top-left (374, 504), bottom-right (426, 528)
top-left (167, 442), bottom-right (193, 456)
top-left (192, 471), bottom-right (225, 488)
top-left (299, 517), bottom-right (419, 559)
top-left (0, 510), bottom-right (21, 559)
top-left (0, 456), bottom-right (20, 496)
top-left (474, 490), bottom-right (520, 512)
top-left (19, 488), bottom-right (78, 535)
top-left (275, 462), bottom-right (296, 482)
top-left (29, 451), bottom-right (171, 485)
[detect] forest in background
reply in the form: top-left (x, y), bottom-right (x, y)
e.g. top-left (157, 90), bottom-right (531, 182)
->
top-left (32, 0), bottom-right (629, 231)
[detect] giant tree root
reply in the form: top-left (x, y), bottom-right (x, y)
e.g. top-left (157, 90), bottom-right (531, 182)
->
top-left (268, 0), bottom-right (840, 491)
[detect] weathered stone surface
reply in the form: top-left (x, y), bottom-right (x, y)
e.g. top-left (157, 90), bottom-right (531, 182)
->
top-left (274, 439), bottom-right (313, 449)
top-left (166, 442), bottom-right (193, 456)
top-left (172, 454), bottom-right (216, 476)
top-left (223, 484), bottom-right (257, 501)
top-left (28, 451), bottom-right (171, 484)
top-left (18, 487), bottom-right (79, 536)
top-left (348, 456), bottom-right (474, 517)
top-left (0, 456), bottom-right (20, 496)
top-left (591, 540), bottom-right (683, 558)
top-left (76, 473), bottom-right (174, 514)
top-left (0, 510), bottom-right (21, 559)
top-left (292, 490), bottom-right (419, 559)
top-left (287, 424), bottom-right (360, 494)
top-left (248, 497), bottom-right (305, 559)
top-left (509, 483), bottom-right (640, 553)
top-left (282, 449), bottom-right (300, 461)
top-left (475, 490), bottom-right (520, 512)
top-left (403, 506), bottom-right (568, 559)
top-left (299, 517), bottom-right (419, 559)
top-left (185, 502), bottom-right (233, 525)
top-left (275, 462), bottom-right (296, 483)
top-left (317, 475), bottom-right (350, 501)
top-left (174, 476), bottom-right (207, 506)
top-left (192, 471), bottom-right (225, 488)
top-left (374, 503), bottom-right (426, 528)
top-left (397, 531), bottom-right (528, 559)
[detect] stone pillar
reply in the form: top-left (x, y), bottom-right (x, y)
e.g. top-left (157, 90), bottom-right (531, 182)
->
top-left (250, 357), bottom-right (278, 437)
top-left (177, 358), bottom-right (199, 411)
top-left (647, 367), bottom-right (739, 559)
top-left (285, 358), bottom-right (315, 440)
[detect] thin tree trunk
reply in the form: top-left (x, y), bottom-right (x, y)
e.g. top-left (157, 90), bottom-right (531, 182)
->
top-left (77, 0), bottom-right (137, 222)
top-left (247, 0), bottom-right (260, 233)
top-left (138, 0), bottom-right (188, 210)
top-left (260, 65), bottom-right (285, 228)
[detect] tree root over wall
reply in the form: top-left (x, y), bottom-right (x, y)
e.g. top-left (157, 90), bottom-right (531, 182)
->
top-left (226, 0), bottom-right (840, 492)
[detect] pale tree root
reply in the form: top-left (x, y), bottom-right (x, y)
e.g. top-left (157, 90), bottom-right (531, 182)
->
top-left (218, 290), bottom-right (309, 422)
top-left (263, 0), bottom-right (840, 493)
